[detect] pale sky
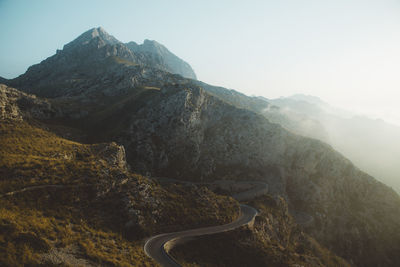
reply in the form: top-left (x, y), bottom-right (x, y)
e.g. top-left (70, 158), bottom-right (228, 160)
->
top-left (1, 0), bottom-right (399, 125)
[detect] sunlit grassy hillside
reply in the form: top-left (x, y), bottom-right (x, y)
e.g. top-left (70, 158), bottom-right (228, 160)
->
top-left (0, 119), bottom-right (238, 266)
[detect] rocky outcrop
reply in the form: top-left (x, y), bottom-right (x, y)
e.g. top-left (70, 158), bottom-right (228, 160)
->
top-left (196, 80), bottom-right (269, 113)
top-left (63, 27), bottom-right (120, 51)
top-left (126, 39), bottom-right (196, 79)
top-left (0, 84), bottom-right (56, 120)
top-left (92, 142), bottom-right (129, 171)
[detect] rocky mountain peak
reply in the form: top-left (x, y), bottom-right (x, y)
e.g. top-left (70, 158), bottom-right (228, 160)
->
top-left (63, 27), bottom-right (120, 51)
top-left (142, 39), bottom-right (167, 52)
top-left (9, 27), bottom-right (197, 97)
top-left (126, 39), bottom-right (197, 80)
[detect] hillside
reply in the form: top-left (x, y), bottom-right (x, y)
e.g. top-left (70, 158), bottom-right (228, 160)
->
top-left (171, 196), bottom-right (349, 267)
top-left (0, 84), bottom-right (351, 266)
top-left (0, 84), bottom-right (238, 266)
top-left (266, 95), bottom-right (400, 193)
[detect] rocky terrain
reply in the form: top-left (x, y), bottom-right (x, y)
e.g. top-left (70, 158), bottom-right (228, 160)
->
top-left (126, 39), bottom-right (196, 80)
top-left (1, 27), bottom-right (400, 266)
top-left (0, 84), bottom-right (349, 266)
top-left (8, 27), bottom-right (195, 98)
top-left (0, 84), bottom-right (56, 121)
top-left (0, 84), bottom-right (238, 266)
top-left (171, 195), bottom-right (349, 267)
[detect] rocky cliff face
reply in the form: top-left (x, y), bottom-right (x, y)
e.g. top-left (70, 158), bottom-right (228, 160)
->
top-left (126, 39), bottom-right (196, 80)
top-left (0, 84), bottom-right (57, 120)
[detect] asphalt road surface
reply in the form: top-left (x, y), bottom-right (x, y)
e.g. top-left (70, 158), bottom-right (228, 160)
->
top-left (144, 204), bottom-right (258, 267)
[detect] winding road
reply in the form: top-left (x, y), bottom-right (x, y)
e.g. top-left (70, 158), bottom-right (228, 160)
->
top-left (144, 204), bottom-right (258, 267)
top-left (0, 182), bottom-right (264, 267)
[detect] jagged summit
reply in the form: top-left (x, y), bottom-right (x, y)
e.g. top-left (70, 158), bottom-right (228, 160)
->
top-left (9, 27), bottom-right (197, 96)
top-left (63, 27), bottom-right (120, 50)
top-left (125, 39), bottom-right (196, 80)
top-left (62, 27), bottom-right (196, 80)
top-left (126, 39), bottom-right (164, 50)
top-left (142, 39), bottom-right (170, 51)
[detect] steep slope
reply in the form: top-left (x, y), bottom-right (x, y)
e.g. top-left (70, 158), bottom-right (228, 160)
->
top-left (195, 81), bottom-right (269, 113)
top-left (13, 67), bottom-right (400, 266)
top-left (171, 196), bottom-right (350, 267)
top-left (194, 83), bottom-right (329, 142)
top-left (0, 84), bottom-right (345, 267)
top-left (0, 84), bottom-right (238, 266)
top-left (267, 95), bottom-right (400, 193)
top-left (51, 73), bottom-right (400, 266)
top-left (126, 39), bottom-right (196, 79)
top-left (63, 27), bottom-right (121, 49)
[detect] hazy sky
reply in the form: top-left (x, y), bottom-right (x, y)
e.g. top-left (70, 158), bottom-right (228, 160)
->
top-left (1, 0), bottom-right (399, 125)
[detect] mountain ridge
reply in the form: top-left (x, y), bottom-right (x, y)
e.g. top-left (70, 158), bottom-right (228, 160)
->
top-left (267, 94), bottom-right (400, 193)
top-left (5, 27), bottom-right (196, 97)
top-left (63, 27), bottom-right (121, 51)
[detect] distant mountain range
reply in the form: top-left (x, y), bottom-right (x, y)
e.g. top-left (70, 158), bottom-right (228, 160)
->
top-left (1, 27), bottom-right (400, 266)
top-left (263, 94), bottom-right (400, 193)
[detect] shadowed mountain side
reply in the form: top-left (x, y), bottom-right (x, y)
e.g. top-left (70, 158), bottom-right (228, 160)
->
top-left (0, 84), bottom-right (350, 267)
top-left (266, 95), bottom-right (400, 193)
top-left (5, 77), bottom-right (400, 266)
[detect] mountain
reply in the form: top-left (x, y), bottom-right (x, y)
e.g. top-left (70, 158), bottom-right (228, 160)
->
top-left (63, 27), bottom-right (121, 49)
top-left (126, 39), bottom-right (196, 80)
top-left (0, 83), bottom-right (349, 266)
top-left (0, 84), bottom-right (239, 266)
top-left (5, 27), bottom-right (196, 97)
top-left (1, 28), bottom-right (400, 266)
top-left (267, 94), bottom-right (400, 193)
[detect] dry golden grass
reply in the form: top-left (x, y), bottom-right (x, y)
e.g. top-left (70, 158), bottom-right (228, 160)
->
top-left (0, 202), bottom-right (154, 266)
top-left (0, 119), bottom-right (237, 266)
top-left (0, 120), bottom-right (111, 193)
top-left (0, 120), bottom-right (155, 266)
